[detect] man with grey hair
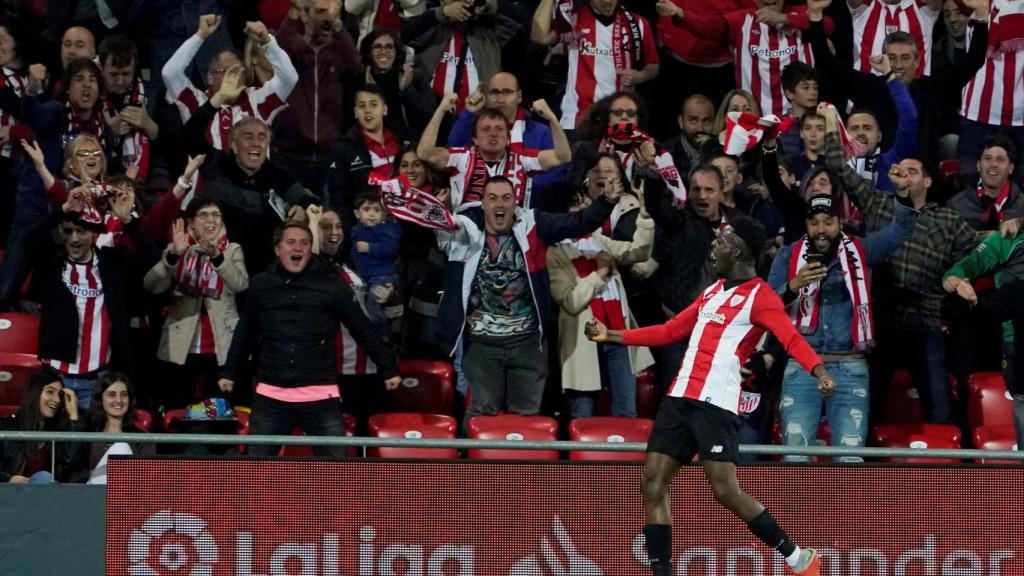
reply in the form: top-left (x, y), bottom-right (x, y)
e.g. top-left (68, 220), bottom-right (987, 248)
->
top-left (186, 82), bottom-right (319, 275)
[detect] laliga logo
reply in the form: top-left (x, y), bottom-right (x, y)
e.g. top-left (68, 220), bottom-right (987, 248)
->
top-left (129, 511), bottom-right (219, 576)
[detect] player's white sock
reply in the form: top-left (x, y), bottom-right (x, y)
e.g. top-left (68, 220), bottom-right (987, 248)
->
top-left (785, 546), bottom-right (803, 568)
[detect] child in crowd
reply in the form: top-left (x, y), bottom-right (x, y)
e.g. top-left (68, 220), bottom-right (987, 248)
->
top-left (351, 191), bottom-right (402, 339)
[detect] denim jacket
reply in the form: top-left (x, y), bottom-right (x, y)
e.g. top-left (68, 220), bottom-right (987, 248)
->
top-left (768, 202), bottom-right (918, 353)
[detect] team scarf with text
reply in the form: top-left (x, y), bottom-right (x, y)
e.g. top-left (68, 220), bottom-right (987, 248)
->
top-left (372, 175), bottom-right (459, 231)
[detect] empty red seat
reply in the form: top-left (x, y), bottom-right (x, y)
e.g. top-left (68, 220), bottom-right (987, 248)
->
top-left (872, 423), bottom-right (963, 463)
top-left (967, 373), bottom-right (1014, 432)
top-left (0, 405), bottom-right (17, 418)
top-left (367, 413), bottom-right (458, 459)
top-left (134, 409), bottom-right (152, 432)
top-left (972, 425), bottom-right (1019, 464)
top-left (880, 370), bottom-right (924, 424)
top-left (568, 417), bottom-right (652, 461)
top-left (937, 158), bottom-right (960, 182)
top-left (387, 360), bottom-right (455, 416)
top-left (0, 313), bottom-right (39, 355)
top-left (467, 414), bottom-right (559, 460)
top-left (0, 353), bottom-right (42, 406)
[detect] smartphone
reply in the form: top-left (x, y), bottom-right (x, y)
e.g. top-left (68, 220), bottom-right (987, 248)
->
top-left (805, 253), bottom-right (824, 266)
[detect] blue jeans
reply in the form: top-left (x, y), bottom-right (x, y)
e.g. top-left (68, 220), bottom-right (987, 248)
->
top-left (570, 342), bottom-right (637, 418)
top-left (63, 375), bottom-right (99, 414)
top-left (248, 394), bottom-right (348, 458)
top-left (780, 359), bottom-right (870, 463)
top-left (365, 274), bottom-right (399, 339)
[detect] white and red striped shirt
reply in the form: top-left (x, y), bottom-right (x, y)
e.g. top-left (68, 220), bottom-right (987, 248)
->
top-left (446, 146), bottom-right (544, 210)
top-left (44, 256), bottom-right (112, 375)
top-left (850, 0), bottom-right (939, 76)
top-left (555, 5), bottom-right (658, 128)
top-left (188, 306), bottom-right (217, 355)
top-left (363, 128), bottom-right (401, 181)
top-left (431, 29), bottom-right (479, 110)
top-left (337, 265), bottom-right (377, 375)
top-left (960, 0), bottom-right (1024, 126)
top-left (622, 278), bottom-right (821, 414)
top-left (161, 34), bottom-right (298, 150)
top-left (0, 66), bottom-right (26, 158)
top-left (727, 10), bottom-right (817, 116)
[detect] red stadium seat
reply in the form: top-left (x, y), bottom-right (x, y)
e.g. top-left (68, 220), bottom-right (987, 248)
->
top-left (938, 158), bottom-right (960, 182)
top-left (0, 313), bottom-right (39, 355)
top-left (568, 417), bottom-right (653, 461)
top-left (879, 370), bottom-right (956, 424)
top-left (367, 413), bottom-right (458, 459)
top-left (467, 414), bottom-right (559, 460)
top-left (967, 373), bottom-right (1014, 432)
top-left (972, 425), bottom-right (1019, 464)
top-left (134, 409), bottom-right (152, 432)
top-left (0, 353), bottom-right (42, 406)
top-left (871, 423), bottom-right (963, 463)
top-left (386, 360), bottom-right (455, 416)
top-left (161, 409), bottom-right (188, 432)
top-left (0, 405), bottom-right (17, 418)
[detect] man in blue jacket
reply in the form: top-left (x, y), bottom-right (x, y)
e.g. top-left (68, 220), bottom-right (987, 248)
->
top-left (434, 175), bottom-right (622, 427)
top-left (768, 191), bottom-right (917, 459)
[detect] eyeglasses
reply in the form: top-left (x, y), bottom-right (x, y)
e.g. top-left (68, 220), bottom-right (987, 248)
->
top-left (609, 108), bottom-right (638, 118)
top-left (371, 44), bottom-right (396, 52)
top-left (487, 88), bottom-right (518, 97)
top-left (75, 149), bottom-right (104, 158)
top-left (195, 211), bottom-right (222, 220)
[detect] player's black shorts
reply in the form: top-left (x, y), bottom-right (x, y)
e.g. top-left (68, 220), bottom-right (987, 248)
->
top-left (647, 396), bottom-right (741, 463)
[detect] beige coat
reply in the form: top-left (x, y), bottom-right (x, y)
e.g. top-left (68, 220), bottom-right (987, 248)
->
top-left (547, 213), bottom-right (656, 393)
top-left (143, 243), bottom-right (249, 366)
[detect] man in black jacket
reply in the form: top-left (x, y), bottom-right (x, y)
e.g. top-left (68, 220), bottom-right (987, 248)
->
top-left (29, 183), bottom-right (159, 411)
top-left (219, 221), bottom-right (400, 457)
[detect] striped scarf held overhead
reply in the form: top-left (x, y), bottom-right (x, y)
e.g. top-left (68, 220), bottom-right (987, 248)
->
top-left (372, 175), bottom-right (459, 231)
top-left (174, 233), bottom-right (229, 299)
top-left (561, 236), bottom-right (626, 330)
top-left (787, 233), bottom-right (874, 351)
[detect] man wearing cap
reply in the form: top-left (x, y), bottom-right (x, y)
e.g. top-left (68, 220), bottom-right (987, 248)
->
top-left (768, 189), bottom-right (918, 459)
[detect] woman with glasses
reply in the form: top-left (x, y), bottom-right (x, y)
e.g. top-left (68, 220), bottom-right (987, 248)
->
top-left (143, 200), bottom-right (248, 411)
top-left (359, 28), bottom-right (435, 135)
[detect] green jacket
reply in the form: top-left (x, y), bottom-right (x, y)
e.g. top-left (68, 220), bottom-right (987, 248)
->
top-left (944, 233), bottom-right (1024, 342)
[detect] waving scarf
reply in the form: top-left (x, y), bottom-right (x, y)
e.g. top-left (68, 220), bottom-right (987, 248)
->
top-left (174, 232), bottom-right (229, 299)
top-left (603, 123), bottom-right (686, 207)
top-left (723, 112), bottom-right (797, 154)
top-left (372, 175), bottom-right (459, 231)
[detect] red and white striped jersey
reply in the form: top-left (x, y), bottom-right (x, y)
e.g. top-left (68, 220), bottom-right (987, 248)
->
top-left (446, 147), bottom-right (544, 210)
top-left (43, 257), bottom-right (112, 375)
top-left (727, 10), bottom-right (816, 116)
top-left (0, 66), bottom-right (26, 158)
top-left (431, 29), bottom-right (479, 109)
top-left (850, 0), bottom-right (939, 76)
top-left (555, 5), bottom-right (658, 129)
top-left (960, 1), bottom-right (1024, 126)
top-left (162, 34), bottom-right (298, 150)
top-left (188, 306), bottom-right (217, 355)
top-left (621, 278), bottom-right (821, 414)
top-left (337, 265), bottom-right (378, 375)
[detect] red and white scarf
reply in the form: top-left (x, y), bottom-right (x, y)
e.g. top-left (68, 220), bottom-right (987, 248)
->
top-left (978, 179), bottom-right (1012, 224)
top-left (62, 102), bottom-right (107, 149)
top-left (508, 108), bottom-right (529, 152)
top-left (787, 234), bottom-right (874, 351)
top-left (373, 0), bottom-right (401, 31)
top-left (611, 8), bottom-right (644, 73)
top-left (723, 112), bottom-right (796, 154)
top-left (361, 128), bottom-right (401, 181)
top-left (561, 236), bottom-right (626, 330)
top-left (461, 147), bottom-right (534, 205)
top-left (603, 123), bottom-right (686, 208)
top-left (372, 175), bottom-right (459, 231)
top-left (174, 233), bottom-right (229, 299)
top-left (822, 102), bottom-right (867, 158)
top-left (103, 78), bottom-right (150, 180)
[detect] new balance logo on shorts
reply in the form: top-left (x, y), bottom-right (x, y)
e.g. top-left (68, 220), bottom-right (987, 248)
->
top-left (710, 446), bottom-right (724, 454)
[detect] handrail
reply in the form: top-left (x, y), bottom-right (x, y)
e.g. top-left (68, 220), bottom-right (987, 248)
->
top-left (0, 430), bottom-right (1021, 460)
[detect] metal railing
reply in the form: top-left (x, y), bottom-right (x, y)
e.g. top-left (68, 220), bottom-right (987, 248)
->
top-left (0, 430), bottom-right (1021, 461)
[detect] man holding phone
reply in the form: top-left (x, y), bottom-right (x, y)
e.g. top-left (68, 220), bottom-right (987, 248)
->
top-left (767, 191), bottom-right (918, 459)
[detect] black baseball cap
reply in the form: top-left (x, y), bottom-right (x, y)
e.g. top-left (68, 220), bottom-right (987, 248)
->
top-left (806, 194), bottom-right (837, 218)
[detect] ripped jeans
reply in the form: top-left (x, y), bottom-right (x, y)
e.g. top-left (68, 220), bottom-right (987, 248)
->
top-left (780, 359), bottom-right (869, 462)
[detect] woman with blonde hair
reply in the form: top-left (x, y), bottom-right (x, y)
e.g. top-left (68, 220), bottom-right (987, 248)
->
top-left (711, 89), bottom-right (761, 138)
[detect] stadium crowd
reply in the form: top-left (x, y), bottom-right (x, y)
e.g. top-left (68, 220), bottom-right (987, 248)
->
top-left (0, 0), bottom-right (1021, 483)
